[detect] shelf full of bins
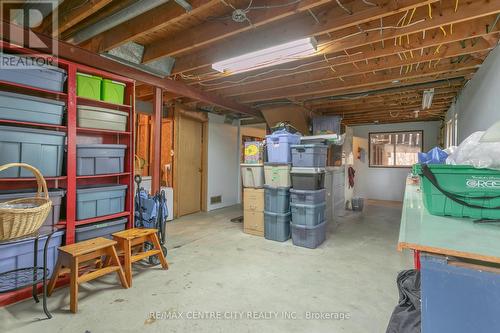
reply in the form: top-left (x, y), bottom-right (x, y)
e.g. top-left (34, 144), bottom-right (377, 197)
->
top-left (73, 64), bottom-right (134, 243)
top-left (0, 49), bottom-right (70, 301)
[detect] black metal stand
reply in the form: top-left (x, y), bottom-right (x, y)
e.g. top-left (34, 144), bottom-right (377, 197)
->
top-left (0, 228), bottom-right (56, 319)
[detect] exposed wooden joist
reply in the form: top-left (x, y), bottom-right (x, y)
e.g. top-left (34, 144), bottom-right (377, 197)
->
top-left (1, 20), bottom-right (260, 117)
top-left (36, 0), bottom-right (113, 37)
top-left (237, 60), bottom-right (480, 102)
top-left (167, 0), bottom-right (438, 73)
top-left (214, 43), bottom-right (491, 97)
top-left (196, 16), bottom-right (499, 92)
top-left (302, 78), bottom-right (465, 107)
top-left (142, 0), bottom-right (332, 60)
top-left (80, 0), bottom-right (219, 52)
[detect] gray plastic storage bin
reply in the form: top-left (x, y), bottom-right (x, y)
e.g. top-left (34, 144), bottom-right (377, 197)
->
top-left (290, 188), bottom-right (326, 205)
top-left (76, 184), bottom-right (127, 220)
top-left (0, 52), bottom-right (67, 92)
top-left (352, 197), bottom-right (364, 211)
top-left (77, 144), bottom-right (126, 176)
top-left (264, 211), bottom-right (291, 242)
top-left (290, 202), bottom-right (326, 226)
top-left (264, 186), bottom-right (290, 213)
top-left (290, 167), bottom-right (325, 190)
top-left (0, 125), bottom-right (65, 178)
top-left (291, 221), bottom-right (327, 249)
top-left (75, 217), bottom-right (127, 242)
top-left (0, 91), bottom-right (65, 125)
top-left (0, 229), bottom-right (64, 277)
top-left (0, 188), bottom-right (65, 226)
top-left (291, 144), bottom-right (328, 167)
top-left (77, 105), bottom-right (129, 132)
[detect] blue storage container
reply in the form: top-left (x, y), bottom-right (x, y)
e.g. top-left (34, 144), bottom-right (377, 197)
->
top-left (0, 188), bottom-right (65, 226)
top-left (76, 184), bottom-right (127, 220)
top-left (421, 254), bottom-right (500, 333)
top-left (0, 125), bottom-right (65, 178)
top-left (291, 144), bottom-right (328, 167)
top-left (266, 129), bottom-right (301, 163)
top-left (264, 185), bottom-right (290, 213)
top-left (290, 188), bottom-right (326, 205)
top-left (291, 221), bottom-right (327, 249)
top-left (312, 116), bottom-right (341, 135)
top-left (75, 217), bottom-right (128, 242)
top-left (0, 91), bottom-right (65, 125)
top-left (0, 229), bottom-right (64, 278)
top-left (264, 211), bottom-right (291, 242)
top-left (290, 202), bottom-right (326, 226)
top-left (0, 52), bottom-right (67, 92)
top-left (77, 144), bottom-right (126, 176)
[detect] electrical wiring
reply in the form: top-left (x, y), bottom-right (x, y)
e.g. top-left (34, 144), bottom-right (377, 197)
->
top-left (428, 3), bottom-right (432, 19)
top-left (189, 18), bottom-right (427, 85)
top-left (246, 0), bottom-right (302, 10)
top-left (362, 0), bottom-right (377, 7)
top-left (336, 0), bottom-right (352, 15)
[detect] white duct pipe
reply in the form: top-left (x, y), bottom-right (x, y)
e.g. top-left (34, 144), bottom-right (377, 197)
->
top-left (68, 0), bottom-right (170, 44)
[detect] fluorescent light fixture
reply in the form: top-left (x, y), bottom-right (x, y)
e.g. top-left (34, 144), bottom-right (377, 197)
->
top-left (422, 88), bottom-right (435, 109)
top-left (212, 37), bottom-right (317, 74)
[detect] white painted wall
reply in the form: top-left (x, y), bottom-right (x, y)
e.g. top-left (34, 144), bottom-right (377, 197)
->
top-left (352, 121), bottom-right (441, 202)
top-left (206, 114), bottom-right (240, 211)
top-left (446, 45), bottom-right (500, 141)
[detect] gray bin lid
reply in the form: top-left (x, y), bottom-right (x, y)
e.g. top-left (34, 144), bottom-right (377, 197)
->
top-left (289, 188), bottom-right (326, 194)
top-left (77, 184), bottom-right (128, 194)
top-left (264, 211), bottom-right (291, 217)
top-left (77, 104), bottom-right (129, 116)
top-left (76, 217), bottom-right (128, 232)
top-left (290, 167), bottom-right (326, 174)
top-left (290, 144), bottom-right (328, 148)
top-left (0, 90), bottom-right (66, 106)
top-left (263, 185), bottom-right (290, 191)
top-left (290, 202), bottom-right (326, 208)
top-left (0, 124), bottom-right (66, 136)
top-left (0, 52), bottom-right (67, 75)
top-left (0, 188), bottom-right (65, 200)
top-left (76, 144), bottom-right (127, 149)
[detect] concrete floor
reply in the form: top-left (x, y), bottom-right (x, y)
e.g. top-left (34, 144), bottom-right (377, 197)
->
top-left (1, 201), bottom-right (412, 333)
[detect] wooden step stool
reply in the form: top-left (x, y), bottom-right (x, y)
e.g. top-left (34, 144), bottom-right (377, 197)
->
top-left (112, 228), bottom-right (169, 287)
top-left (47, 237), bottom-right (129, 313)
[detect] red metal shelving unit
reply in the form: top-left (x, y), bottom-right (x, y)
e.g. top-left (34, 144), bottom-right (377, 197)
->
top-left (0, 43), bottom-right (135, 304)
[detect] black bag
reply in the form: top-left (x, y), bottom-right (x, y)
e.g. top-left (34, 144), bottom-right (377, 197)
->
top-left (386, 269), bottom-right (421, 333)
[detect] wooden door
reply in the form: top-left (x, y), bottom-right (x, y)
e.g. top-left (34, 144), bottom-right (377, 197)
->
top-left (177, 116), bottom-right (203, 216)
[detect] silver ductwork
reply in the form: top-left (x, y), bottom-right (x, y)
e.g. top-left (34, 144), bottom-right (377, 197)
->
top-left (68, 0), bottom-right (170, 44)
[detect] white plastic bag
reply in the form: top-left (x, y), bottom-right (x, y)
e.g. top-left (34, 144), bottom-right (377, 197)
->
top-left (446, 131), bottom-right (500, 169)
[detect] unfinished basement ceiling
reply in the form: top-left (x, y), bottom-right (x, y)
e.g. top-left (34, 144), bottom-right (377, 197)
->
top-left (28, 0), bottom-right (500, 124)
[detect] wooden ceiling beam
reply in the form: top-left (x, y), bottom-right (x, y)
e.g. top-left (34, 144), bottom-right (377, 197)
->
top-left (317, 97), bottom-right (455, 112)
top-left (197, 16), bottom-right (498, 92)
top-left (301, 78), bottom-right (465, 105)
top-left (168, 0), bottom-right (438, 73)
top-left (319, 102), bottom-right (451, 114)
top-left (80, 0), bottom-right (219, 52)
top-left (237, 61), bottom-right (479, 102)
top-left (142, 0), bottom-right (332, 61)
top-left (343, 116), bottom-right (443, 125)
top-left (313, 91), bottom-right (458, 107)
top-left (214, 43), bottom-right (490, 97)
top-left (1, 20), bottom-right (260, 117)
top-left (36, 0), bottom-right (113, 37)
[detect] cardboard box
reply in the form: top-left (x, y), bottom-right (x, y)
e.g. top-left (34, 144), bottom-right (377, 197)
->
top-left (244, 210), bottom-right (264, 236)
top-left (243, 188), bottom-right (264, 212)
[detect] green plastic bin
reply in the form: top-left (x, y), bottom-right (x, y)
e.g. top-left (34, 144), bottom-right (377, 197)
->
top-left (101, 79), bottom-right (126, 104)
top-left (77, 73), bottom-right (102, 100)
top-left (414, 164), bottom-right (500, 219)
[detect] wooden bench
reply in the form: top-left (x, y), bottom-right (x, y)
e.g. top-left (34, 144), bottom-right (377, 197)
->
top-left (47, 237), bottom-right (129, 313)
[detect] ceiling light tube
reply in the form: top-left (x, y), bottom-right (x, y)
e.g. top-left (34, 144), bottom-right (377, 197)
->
top-left (212, 37), bottom-right (318, 74)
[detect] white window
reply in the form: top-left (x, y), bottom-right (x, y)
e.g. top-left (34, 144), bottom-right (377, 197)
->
top-left (369, 131), bottom-right (423, 168)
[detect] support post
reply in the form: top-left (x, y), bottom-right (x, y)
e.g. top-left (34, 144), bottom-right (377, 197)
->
top-left (151, 87), bottom-right (163, 194)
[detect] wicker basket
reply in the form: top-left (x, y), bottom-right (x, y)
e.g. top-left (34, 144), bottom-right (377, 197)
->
top-left (0, 163), bottom-right (52, 241)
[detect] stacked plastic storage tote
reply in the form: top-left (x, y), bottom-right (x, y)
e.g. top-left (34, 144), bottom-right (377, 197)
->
top-left (264, 186), bottom-right (291, 242)
top-left (289, 143), bottom-right (328, 248)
